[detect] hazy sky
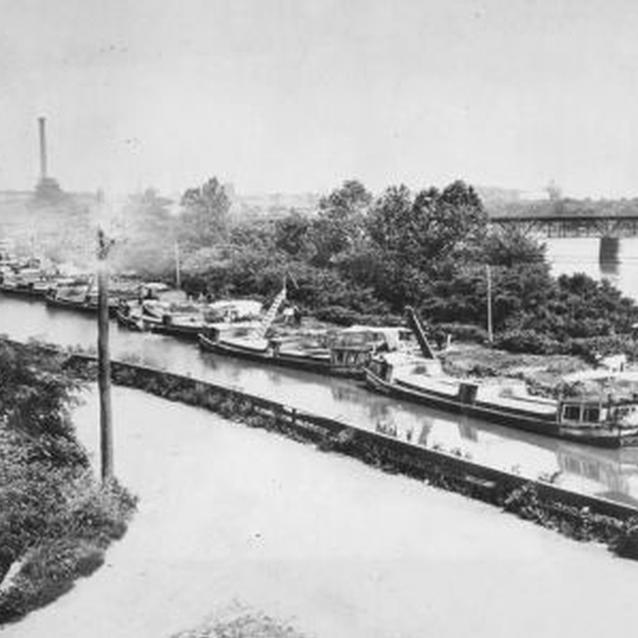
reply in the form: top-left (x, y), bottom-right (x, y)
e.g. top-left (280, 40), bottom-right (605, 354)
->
top-left (1, 0), bottom-right (638, 198)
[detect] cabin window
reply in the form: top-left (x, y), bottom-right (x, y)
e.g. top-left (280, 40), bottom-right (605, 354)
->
top-left (562, 405), bottom-right (581, 421)
top-left (582, 407), bottom-right (600, 423)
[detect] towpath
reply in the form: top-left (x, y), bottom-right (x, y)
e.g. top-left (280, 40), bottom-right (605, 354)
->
top-left (5, 387), bottom-right (638, 638)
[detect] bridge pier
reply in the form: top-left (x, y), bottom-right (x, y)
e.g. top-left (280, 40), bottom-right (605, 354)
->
top-left (599, 236), bottom-right (619, 276)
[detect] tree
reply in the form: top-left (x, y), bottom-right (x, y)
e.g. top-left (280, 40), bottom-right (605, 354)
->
top-left (483, 226), bottom-right (546, 268)
top-left (274, 211), bottom-right (311, 258)
top-left (111, 188), bottom-right (176, 277)
top-left (310, 180), bottom-right (372, 266)
top-left (179, 177), bottom-right (231, 248)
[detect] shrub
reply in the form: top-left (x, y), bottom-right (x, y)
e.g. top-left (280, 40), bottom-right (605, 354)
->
top-left (494, 329), bottom-right (560, 355)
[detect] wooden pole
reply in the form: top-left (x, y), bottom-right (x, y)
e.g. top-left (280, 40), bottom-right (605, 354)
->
top-left (97, 228), bottom-right (114, 483)
top-left (486, 264), bottom-right (493, 344)
top-left (174, 240), bottom-right (181, 289)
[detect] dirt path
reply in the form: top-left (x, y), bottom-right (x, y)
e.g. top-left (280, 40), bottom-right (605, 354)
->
top-left (5, 387), bottom-right (638, 638)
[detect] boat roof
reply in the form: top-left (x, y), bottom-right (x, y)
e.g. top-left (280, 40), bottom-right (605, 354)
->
top-left (142, 282), bottom-right (171, 291)
top-left (341, 325), bottom-right (411, 335)
top-left (207, 299), bottom-right (263, 313)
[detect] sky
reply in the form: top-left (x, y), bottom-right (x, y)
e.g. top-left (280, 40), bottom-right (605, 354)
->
top-left (1, 0), bottom-right (638, 198)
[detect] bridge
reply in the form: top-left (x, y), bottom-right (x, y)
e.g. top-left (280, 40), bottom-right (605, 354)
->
top-left (489, 214), bottom-right (638, 238)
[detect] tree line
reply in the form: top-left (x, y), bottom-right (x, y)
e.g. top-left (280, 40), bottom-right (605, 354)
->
top-left (116, 177), bottom-right (638, 357)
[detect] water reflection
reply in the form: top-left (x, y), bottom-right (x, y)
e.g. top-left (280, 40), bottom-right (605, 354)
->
top-left (1, 294), bottom-right (638, 507)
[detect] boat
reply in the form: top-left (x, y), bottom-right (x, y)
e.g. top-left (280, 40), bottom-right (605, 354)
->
top-left (45, 279), bottom-right (96, 313)
top-left (198, 284), bottom-right (416, 377)
top-left (46, 275), bottom-right (150, 316)
top-left (364, 308), bottom-right (638, 448)
top-left (117, 286), bottom-right (208, 339)
top-left (0, 264), bottom-right (56, 298)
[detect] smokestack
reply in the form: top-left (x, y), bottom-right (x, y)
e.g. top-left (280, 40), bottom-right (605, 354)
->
top-left (38, 116), bottom-right (47, 180)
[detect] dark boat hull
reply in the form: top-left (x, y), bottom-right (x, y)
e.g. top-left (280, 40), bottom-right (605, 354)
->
top-left (45, 296), bottom-right (119, 318)
top-left (364, 368), bottom-right (638, 448)
top-left (0, 285), bottom-right (50, 298)
top-left (115, 309), bottom-right (144, 331)
top-left (198, 333), bottom-right (363, 378)
top-left (143, 317), bottom-right (202, 340)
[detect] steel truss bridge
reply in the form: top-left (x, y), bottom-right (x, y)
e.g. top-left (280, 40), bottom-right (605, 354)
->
top-left (489, 215), bottom-right (638, 238)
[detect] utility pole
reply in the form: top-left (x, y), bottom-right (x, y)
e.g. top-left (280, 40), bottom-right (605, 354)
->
top-left (486, 264), bottom-right (493, 344)
top-left (97, 227), bottom-right (114, 483)
top-left (174, 239), bottom-right (181, 289)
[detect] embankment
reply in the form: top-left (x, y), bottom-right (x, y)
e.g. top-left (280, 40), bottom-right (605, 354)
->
top-left (58, 349), bottom-right (638, 558)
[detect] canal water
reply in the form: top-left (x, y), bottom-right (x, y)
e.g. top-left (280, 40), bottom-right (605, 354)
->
top-left (2, 287), bottom-right (638, 508)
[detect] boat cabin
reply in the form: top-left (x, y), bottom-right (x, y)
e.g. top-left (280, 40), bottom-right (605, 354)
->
top-left (335, 326), bottom-right (416, 353)
top-left (204, 299), bottom-right (263, 323)
top-left (330, 344), bottom-right (373, 368)
top-left (559, 398), bottom-right (638, 428)
top-left (560, 401), bottom-right (607, 426)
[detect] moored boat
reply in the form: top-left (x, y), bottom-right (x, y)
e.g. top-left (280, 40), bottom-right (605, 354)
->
top-left (199, 284), bottom-right (417, 378)
top-left (45, 279), bottom-right (96, 313)
top-left (0, 264), bottom-right (56, 298)
top-left (364, 308), bottom-right (638, 448)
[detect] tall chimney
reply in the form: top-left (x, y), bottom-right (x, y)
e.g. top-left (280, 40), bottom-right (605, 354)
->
top-left (38, 116), bottom-right (48, 180)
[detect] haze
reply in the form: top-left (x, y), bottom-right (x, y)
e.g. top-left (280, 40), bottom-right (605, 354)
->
top-left (1, 0), bottom-right (637, 198)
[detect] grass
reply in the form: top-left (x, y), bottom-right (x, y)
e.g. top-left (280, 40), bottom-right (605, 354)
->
top-left (0, 449), bottom-right (137, 625)
top-left (0, 338), bottom-right (137, 626)
top-left (172, 609), bottom-right (306, 638)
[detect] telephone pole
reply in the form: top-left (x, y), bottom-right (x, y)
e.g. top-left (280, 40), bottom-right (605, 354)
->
top-left (486, 264), bottom-right (493, 344)
top-left (97, 227), bottom-right (114, 483)
top-left (174, 239), bottom-right (181, 289)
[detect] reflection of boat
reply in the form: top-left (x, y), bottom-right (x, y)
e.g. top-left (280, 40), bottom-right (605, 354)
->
top-left (371, 393), bottom-right (638, 505)
top-left (199, 284), bottom-right (415, 378)
top-left (365, 308), bottom-right (638, 448)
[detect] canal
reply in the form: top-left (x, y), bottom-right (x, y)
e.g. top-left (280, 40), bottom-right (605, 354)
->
top-left (2, 292), bottom-right (638, 508)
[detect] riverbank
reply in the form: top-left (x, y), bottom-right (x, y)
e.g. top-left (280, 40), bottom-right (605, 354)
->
top-left (5, 386), bottom-right (638, 638)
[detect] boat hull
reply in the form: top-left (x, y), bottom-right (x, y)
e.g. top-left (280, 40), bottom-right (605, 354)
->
top-left (45, 295), bottom-right (119, 318)
top-left (364, 368), bottom-right (638, 448)
top-left (142, 317), bottom-right (202, 340)
top-left (0, 285), bottom-right (50, 298)
top-left (115, 308), bottom-right (145, 331)
top-left (198, 333), bottom-right (363, 378)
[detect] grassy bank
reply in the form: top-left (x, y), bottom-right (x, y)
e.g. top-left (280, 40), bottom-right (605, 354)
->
top-left (0, 339), bottom-right (136, 625)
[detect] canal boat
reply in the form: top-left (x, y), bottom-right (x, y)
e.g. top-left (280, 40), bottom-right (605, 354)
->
top-left (364, 308), bottom-right (638, 448)
top-left (47, 276), bottom-right (149, 317)
top-left (0, 265), bottom-right (56, 298)
top-left (141, 299), bottom-right (205, 339)
top-left (198, 284), bottom-right (417, 377)
top-left (45, 279), bottom-right (96, 313)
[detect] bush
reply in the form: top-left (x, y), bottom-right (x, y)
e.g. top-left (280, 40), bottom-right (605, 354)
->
top-left (0, 339), bottom-right (136, 624)
top-left (494, 329), bottom-right (561, 355)
top-left (437, 322), bottom-right (489, 344)
top-left (610, 518), bottom-right (638, 559)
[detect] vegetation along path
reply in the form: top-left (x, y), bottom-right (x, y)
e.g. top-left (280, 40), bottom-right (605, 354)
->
top-left (5, 386), bottom-right (638, 638)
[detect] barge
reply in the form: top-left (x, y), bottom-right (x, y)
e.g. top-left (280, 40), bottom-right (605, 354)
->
top-left (198, 284), bottom-right (417, 378)
top-left (364, 308), bottom-right (638, 448)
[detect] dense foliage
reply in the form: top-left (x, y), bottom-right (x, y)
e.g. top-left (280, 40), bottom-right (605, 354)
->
top-left (0, 340), bottom-right (136, 624)
top-left (121, 177), bottom-right (638, 355)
